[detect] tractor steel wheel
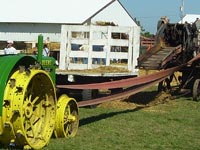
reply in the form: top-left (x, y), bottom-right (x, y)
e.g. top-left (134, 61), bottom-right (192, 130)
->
top-left (2, 69), bottom-right (56, 149)
top-left (193, 79), bottom-right (200, 101)
top-left (54, 94), bottom-right (79, 138)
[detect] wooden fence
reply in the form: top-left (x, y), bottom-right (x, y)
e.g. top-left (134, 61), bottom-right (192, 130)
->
top-left (59, 25), bottom-right (140, 74)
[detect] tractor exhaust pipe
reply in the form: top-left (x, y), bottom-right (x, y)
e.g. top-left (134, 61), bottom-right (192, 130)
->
top-left (37, 34), bottom-right (43, 64)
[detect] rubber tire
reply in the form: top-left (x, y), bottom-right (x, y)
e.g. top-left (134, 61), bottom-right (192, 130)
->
top-left (193, 79), bottom-right (200, 101)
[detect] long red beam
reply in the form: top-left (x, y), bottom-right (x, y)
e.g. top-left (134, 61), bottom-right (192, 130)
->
top-left (78, 76), bottom-right (167, 107)
top-left (57, 65), bottom-right (185, 90)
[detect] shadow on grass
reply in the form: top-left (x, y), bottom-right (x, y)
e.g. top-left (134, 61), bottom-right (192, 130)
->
top-left (79, 106), bottom-right (145, 127)
top-left (79, 90), bottom-right (160, 127)
top-left (127, 90), bottom-right (159, 105)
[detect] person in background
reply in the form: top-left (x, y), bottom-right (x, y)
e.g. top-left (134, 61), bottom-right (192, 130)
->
top-left (4, 40), bottom-right (17, 54)
top-left (43, 44), bottom-right (50, 56)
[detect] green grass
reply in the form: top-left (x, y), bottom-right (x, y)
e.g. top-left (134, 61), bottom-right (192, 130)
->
top-left (44, 96), bottom-right (200, 150)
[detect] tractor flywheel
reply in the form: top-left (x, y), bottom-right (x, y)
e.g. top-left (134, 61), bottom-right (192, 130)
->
top-left (1, 69), bottom-right (57, 149)
top-left (54, 94), bottom-right (79, 138)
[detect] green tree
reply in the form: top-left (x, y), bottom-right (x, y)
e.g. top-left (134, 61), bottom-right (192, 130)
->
top-left (134, 18), bottom-right (154, 38)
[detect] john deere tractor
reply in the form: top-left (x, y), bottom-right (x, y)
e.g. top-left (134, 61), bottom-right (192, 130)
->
top-left (0, 35), bottom-right (79, 149)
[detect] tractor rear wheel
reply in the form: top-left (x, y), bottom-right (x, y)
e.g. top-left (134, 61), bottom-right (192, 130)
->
top-left (2, 69), bottom-right (57, 149)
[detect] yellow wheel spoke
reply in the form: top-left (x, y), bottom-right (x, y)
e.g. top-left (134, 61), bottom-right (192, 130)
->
top-left (32, 96), bottom-right (39, 105)
top-left (28, 95), bottom-right (32, 102)
top-left (67, 106), bottom-right (71, 114)
top-left (24, 119), bottom-right (35, 138)
top-left (65, 124), bottom-right (70, 135)
top-left (64, 118), bottom-right (69, 125)
top-left (28, 120), bottom-right (35, 138)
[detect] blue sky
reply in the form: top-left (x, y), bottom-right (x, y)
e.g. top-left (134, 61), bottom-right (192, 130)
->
top-left (119, 0), bottom-right (200, 34)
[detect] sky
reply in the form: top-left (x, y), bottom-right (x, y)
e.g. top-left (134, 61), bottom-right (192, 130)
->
top-left (119, 0), bottom-right (200, 34)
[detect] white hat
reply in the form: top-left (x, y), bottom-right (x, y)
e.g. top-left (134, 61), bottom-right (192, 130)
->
top-left (7, 40), bottom-right (14, 44)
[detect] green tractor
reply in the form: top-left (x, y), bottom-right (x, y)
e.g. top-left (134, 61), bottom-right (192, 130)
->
top-left (0, 35), bottom-right (79, 149)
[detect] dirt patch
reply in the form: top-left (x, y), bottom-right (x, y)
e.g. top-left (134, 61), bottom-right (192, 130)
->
top-left (98, 68), bottom-right (178, 110)
top-left (98, 99), bottom-right (137, 110)
top-left (98, 90), bottom-right (173, 110)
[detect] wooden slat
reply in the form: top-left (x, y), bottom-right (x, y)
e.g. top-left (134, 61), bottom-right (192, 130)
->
top-left (138, 46), bottom-right (177, 70)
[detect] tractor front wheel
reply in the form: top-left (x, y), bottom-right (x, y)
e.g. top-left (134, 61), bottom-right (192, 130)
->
top-left (54, 94), bottom-right (79, 138)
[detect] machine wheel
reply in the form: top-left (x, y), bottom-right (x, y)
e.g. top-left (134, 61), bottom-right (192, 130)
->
top-left (2, 69), bottom-right (57, 149)
top-left (82, 89), bottom-right (98, 108)
top-left (193, 79), bottom-right (200, 101)
top-left (54, 94), bottom-right (79, 138)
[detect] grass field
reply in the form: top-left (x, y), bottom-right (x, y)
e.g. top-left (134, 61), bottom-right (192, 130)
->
top-left (44, 89), bottom-right (200, 150)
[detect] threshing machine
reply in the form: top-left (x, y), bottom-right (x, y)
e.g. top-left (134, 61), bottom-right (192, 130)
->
top-left (0, 35), bottom-right (79, 149)
top-left (138, 17), bottom-right (200, 100)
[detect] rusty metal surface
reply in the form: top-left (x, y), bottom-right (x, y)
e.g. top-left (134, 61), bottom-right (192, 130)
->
top-left (57, 65), bottom-right (184, 90)
top-left (78, 76), bottom-right (167, 107)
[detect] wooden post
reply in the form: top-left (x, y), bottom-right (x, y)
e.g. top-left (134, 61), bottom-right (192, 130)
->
top-left (128, 27), bottom-right (133, 71)
top-left (59, 25), bottom-right (67, 70)
top-left (106, 26), bottom-right (111, 66)
top-left (66, 27), bottom-right (72, 69)
top-left (132, 26), bottom-right (140, 74)
top-left (88, 25), bottom-right (93, 69)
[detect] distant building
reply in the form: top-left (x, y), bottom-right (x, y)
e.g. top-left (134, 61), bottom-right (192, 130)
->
top-left (179, 14), bottom-right (200, 23)
top-left (0, 0), bottom-right (140, 73)
top-left (0, 0), bottom-right (138, 45)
